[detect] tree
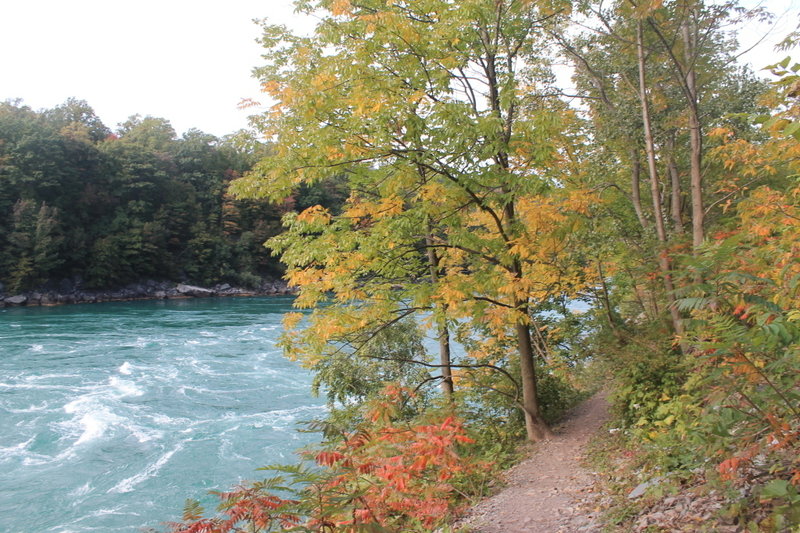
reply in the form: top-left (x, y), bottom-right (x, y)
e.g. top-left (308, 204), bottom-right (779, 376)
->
top-left (562, 0), bottom-right (769, 339)
top-left (0, 99), bottom-right (289, 290)
top-left (234, 0), bottom-right (598, 441)
top-left (2, 199), bottom-right (62, 292)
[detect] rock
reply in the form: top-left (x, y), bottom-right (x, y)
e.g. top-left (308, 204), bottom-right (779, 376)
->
top-left (176, 284), bottom-right (215, 297)
top-left (155, 290), bottom-right (167, 299)
top-left (58, 278), bottom-right (74, 294)
top-left (124, 283), bottom-right (146, 297)
top-left (5, 295), bottom-right (28, 305)
top-left (628, 478), bottom-right (661, 499)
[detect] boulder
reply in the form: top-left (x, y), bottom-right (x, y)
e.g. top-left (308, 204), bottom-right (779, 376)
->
top-left (176, 284), bottom-right (215, 297)
top-left (40, 293), bottom-right (58, 305)
top-left (6, 295), bottom-right (28, 305)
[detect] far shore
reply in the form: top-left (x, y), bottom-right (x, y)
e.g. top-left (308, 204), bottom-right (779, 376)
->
top-left (0, 279), bottom-right (295, 309)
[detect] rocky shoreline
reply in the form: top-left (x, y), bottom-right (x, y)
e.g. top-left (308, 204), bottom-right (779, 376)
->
top-left (0, 279), bottom-right (295, 308)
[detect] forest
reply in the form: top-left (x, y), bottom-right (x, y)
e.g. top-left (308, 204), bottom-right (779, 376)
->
top-left (4, 0), bottom-right (799, 530)
top-left (0, 99), bottom-right (346, 294)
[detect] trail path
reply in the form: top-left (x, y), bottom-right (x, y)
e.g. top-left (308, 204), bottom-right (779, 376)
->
top-left (457, 393), bottom-right (610, 533)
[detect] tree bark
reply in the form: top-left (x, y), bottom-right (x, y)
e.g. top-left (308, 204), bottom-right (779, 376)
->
top-left (629, 148), bottom-right (648, 230)
top-left (636, 21), bottom-right (685, 338)
top-left (425, 231), bottom-right (454, 398)
top-left (515, 308), bottom-right (553, 441)
top-left (506, 202), bottom-right (553, 441)
top-left (681, 14), bottom-right (704, 250)
top-left (666, 133), bottom-right (684, 234)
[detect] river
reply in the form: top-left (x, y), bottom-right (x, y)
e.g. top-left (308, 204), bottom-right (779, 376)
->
top-left (0, 297), bottom-right (325, 532)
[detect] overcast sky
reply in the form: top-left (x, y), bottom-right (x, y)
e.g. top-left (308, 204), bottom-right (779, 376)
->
top-left (1, 0), bottom-right (797, 138)
top-left (0, 0), bottom-right (311, 137)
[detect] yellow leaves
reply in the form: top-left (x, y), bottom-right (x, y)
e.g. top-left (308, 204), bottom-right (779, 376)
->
top-left (440, 54), bottom-right (459, 69)
top-left (312, 72), bottom-right (336, 91)
top-left (352, 94), bottom-right (389, 117)
top-left (329, 0), bottom-right (352, 17)
top-left (399, 24), bottom-right (419, 44)
top-left (288, 268), bottom-right (327, 292)
top-left (483, 306), bottom-right (513, 331)
top-left (261, 80), bottom-right (282, 97)
top-left (376, 195), bottom-right (404, 218)
top-left (343, 200), bottom-right (370, 222)
top-left (325, 145), bottom-right (344, 162)
top-left (296, 205), bottom-right (332, 225)
top-left (418, 181), bottom-right (447, 203)
top-left (344, 195), bottom-right (403, 224)
top-left (406, 90), bottom-right (427, 105)
top-left (566, 188), bottom-right (599, 216)
top-left (436, 284), bottom-right (467, 308)
top-left (708, 126), bottom-right (733, 139)
top-left (283, 312), bottom-right (304, 330)
top-left (517, 195), bottom-right (563, 233)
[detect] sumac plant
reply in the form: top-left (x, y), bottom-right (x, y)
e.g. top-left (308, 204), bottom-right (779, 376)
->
top-left (167, 385), bottom-right (487, 532)
top-left (676, 184), bottom-right (800, 524)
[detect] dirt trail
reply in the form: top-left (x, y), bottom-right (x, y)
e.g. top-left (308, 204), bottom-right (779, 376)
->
top-left (457, 393), bottom-right (610, 533)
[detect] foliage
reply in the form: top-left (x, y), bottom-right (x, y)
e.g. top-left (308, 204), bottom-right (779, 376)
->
top-left (589, 47), bottom-right (800, 528)
top-left (311, 318), bottom-right (433, 406)
top-left (167, 386), bottom-right (488, 533)
top-left (233, 0), bottom-right (601, 442)
top-left (0, 99), bottom-right (346, 291)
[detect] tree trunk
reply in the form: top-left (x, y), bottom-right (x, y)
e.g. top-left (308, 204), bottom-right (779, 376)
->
top-left (629, 148), bottom-right (648, 230)
top-left (636, 21), bottom-right (685, 338)
top-left (681, 14), bottom-right (704, 250)
top-left (436, 320), bottom-right (454, 397)
top-left (483, 29), bottom-right (550, 441)
top-left (666, 133), bottom-right (684, 234)
top-left (515, 313), bottom-right (553, 441)
top-left (425, 231), bottom-right (454, 398)
top-left (504, 204), bottom-right (552, 441)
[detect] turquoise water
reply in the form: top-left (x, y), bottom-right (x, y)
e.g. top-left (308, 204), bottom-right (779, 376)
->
top-left (0, 297), bottom-right (326, 533)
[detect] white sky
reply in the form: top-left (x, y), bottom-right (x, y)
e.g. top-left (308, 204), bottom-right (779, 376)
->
top-left (0, 0), bottom-right (797, 138)
top-left (0, 0), bottom-right (311, 137)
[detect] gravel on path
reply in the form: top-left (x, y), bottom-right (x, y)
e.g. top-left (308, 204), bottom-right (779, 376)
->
top-left (456, 392), bottom-right (610, 533)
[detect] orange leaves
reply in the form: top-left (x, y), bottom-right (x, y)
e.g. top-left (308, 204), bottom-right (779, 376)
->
top-left (303, 385), bottom-right (483, 530)
top-left (171, 386), bottom-right (483, 532)
top-left (282, 311), bottom-right (304, 330)
top-left (169, 487), bottom-right (300, 533)
top-left (718, 456), bottom-right (744, 481)
top-left (316, 451), bottom-right (346, 466)
top-left (708, 126), bottom-right (733, 139)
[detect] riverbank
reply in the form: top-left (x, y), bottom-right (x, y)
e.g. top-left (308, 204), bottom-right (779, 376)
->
top-left (0, 278), bottom-right (294, 308)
